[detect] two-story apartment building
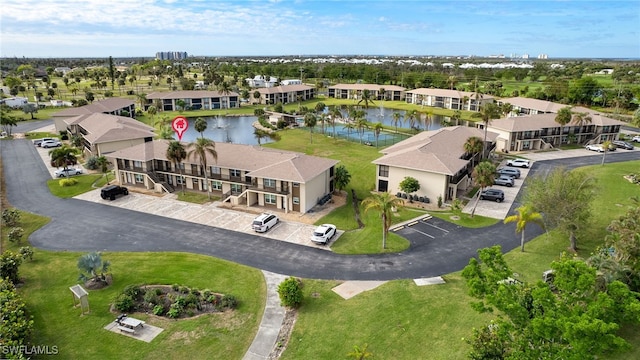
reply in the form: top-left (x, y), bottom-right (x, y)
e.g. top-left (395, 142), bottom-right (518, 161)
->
top-left (52, 97), bottom-right (136, 133)
top-left (255, 84), bottom-right (315, 105)
top-left (107, 140), bottom-right (338, 214)
top-left (488, 112), bottom-right (625, 151)
top-left (63, 113), bottom-right (155, 157)
top-left (372, 126), bottom-right (498, 202)
top-left (496, 97), bottom-right (567, 116)
top-left (327, 84), bottom-right (405, 101)
top-left (146, 90), bottom-right (240, 111)
top-left (404, 88), bottom-right (495, 112)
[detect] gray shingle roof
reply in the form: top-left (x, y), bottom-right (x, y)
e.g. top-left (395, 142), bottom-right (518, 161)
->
top-left (52, 98), bottom-right (135, 117)
top-left (64, 113), bottom-right (155, 144)
top-left (489, 112), bottom-right (626, 132)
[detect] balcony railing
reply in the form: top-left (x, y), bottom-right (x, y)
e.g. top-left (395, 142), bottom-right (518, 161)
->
top-left (248, 184), bottom-right (290, 195)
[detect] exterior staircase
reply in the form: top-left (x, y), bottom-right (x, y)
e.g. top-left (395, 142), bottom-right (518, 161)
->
top-left (146, 171), bottom-right (175, 193)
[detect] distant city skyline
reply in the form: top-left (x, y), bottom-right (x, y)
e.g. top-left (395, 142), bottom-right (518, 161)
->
top-left (1, 0), bottom-right (638, 59)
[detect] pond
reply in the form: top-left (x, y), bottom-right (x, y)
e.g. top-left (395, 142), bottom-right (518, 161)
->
top-left (176, 107), bottom-right (455, 145)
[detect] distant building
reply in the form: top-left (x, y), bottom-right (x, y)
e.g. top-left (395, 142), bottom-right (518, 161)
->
top-left (155, 51), bottom-right (188, 60)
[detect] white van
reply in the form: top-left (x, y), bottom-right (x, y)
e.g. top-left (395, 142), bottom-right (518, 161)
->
top-left (252, 213), bottom-right (279, 233)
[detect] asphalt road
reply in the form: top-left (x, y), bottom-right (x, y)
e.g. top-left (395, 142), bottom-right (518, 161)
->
top-left (3, 120), bottom-right (639, 281)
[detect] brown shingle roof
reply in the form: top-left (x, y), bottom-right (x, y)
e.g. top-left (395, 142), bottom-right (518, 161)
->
top-left (498, 97), bottom-right (566, 113)
top-left (329, 83), bottom-right (406, 91)
top-left (373, 126), bottom-right (497, 175)
top-left (406, 88), bottom-right (495, 100)
top-left (64, 113), bottom-right (154, 144)
top-left (52, 98), bottom-right (135, 117)
top-left (108, 140), bottom-right (338, 183)
top-left (257, 84), bottom-right (314, 94)
top-left (489, 112), bottom-right (626, 132)
top-left (146, 90), bottom-right (239, 99)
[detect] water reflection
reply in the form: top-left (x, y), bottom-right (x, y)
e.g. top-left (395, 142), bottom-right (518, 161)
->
top-left (176, 107), bottom-right (453, 145)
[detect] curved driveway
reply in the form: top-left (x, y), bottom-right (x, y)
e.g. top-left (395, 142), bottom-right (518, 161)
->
top-left (3, 121), bottom-right (638, 281)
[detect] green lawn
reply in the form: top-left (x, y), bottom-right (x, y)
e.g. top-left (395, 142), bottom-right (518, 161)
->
top-left (46, 174), bottom-right (107, 198)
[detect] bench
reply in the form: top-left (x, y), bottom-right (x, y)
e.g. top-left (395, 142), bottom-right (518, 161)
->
top-left (118, 325), bottom-right (135, 334)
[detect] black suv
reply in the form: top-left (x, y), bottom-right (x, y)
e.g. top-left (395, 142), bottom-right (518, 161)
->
top-left (100, 185), bottom-right (129, 200)
top-left (479, 188), bottom-right (505, 202)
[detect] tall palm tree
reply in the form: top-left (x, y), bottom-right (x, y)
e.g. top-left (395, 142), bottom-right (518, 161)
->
top-left (373, 122), bottom-right (384, 148)
top-left (447, 75), bottom-right (457, 90)
top-left (478, 102), bottom-right (500, 158)
top-left (166, 140), bottom-right (187, 194)
top-left (463, 136), bottom-right (484, 169)
top-left (49, 145), bottom-right (79, 171)
top-left (357, 89), bottom-right (375, 109)
top-left (95, 156), bottom-right (112, 183)
top-left (158, 125), bottom-right (174, 140)
top-left (194, 117), bottom-right (207, 138)
top-left (470, 161), bottom-right (496, 218)
top-left (218, 81), bottom-right (232, 96)
top-left (187, 137), bottom-right (218, 199)
top-left (601, 140), bottom-right (612, 166)
top-left (405, 110), bottom-right (418, 132)
top-left (391, 111), bottom-right (403, 134)
top-left (500, 102), bottom-right (513, 117)
top-left (253, 128), bottom-right (268, 146)
top-left (355, 116), bottom-right (369, 144)
top-left (554, 107), bottom-right (572, 146)
top-left (361, 192), bottom-right (405, 249)
top-left (329, 106), bottom-right (342, 138)
top-left (304, 113), bottom-right (317, 144)
top-left (504, 205), bottom-right (545, 252)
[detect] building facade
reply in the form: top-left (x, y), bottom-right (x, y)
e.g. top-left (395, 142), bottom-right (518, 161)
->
top-left (146, 91), bottom-right (240, 111)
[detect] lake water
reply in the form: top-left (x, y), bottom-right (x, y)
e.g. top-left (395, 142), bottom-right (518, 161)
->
top-left (177, 107), bottom-right (450, 145)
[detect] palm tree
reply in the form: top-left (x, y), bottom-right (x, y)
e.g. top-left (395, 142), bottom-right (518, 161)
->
top-left (253, 90), bottom-right (261, 104)
top-left (391, 111), bottom-right (403, 134)
top-left (218, 81), bottom-right (232, 96)
top-left (478, 102), bottom-right (501, 158)
top-left (253, 128), bottom-right (268, 146)
top-left (601, 140), bottom-right (612, 166)
top-left (147, 105), bottom-right (157, 126)
top-left (187, 137), bottom-right (218, 200)
top-left (194, 117), bottom-right (207, 138)
top-left (329, 107), bottom-right (342, 137)
top-left (470, 161), bottom-right (496, 218)
top-left (463, 136), bottom-right (484, 169)
top-left (447, 75), bottom-right (457, 90)
top-left (304, 113), bottom-right (317, 144)
top-left (95, 156), bottom-right (112, 183)
top-left (504, 205), bottom-right (545, 252)
top-left (571, 111), bottom-right (592, 131)
top-left (554, 107), bottom-right (572, 146)
top-left (355, 116), bottom-right (369, 144)
top-left (500, 102), bottom-right (513, 117)
top-left (158, 125), bottom-right (174, 140)
top-left (166, 140), bottom-right (187, 194)
top-left (405, 110), bottom-right (418, 132)
top-left (361, 192), bottom-right (405, 249)
top-left (373, 122), bottom-right (384, 148)
top-left (49, 145), bottom-right (79, 171)
top-left (357, 89), bottom-right (375, 109)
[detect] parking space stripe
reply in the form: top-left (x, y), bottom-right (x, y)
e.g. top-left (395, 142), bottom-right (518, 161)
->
top-left (410, 228), bottom-right (435, 239)
top-left (422, 222), bottom-right (450, 233)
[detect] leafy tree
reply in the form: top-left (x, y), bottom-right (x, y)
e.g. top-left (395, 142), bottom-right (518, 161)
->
top-left (399, 176), bottom-right (420, 202)
top-left (462, 246), bottom-right (640, 360)
top-left (361, 192), bottom-right (404, 249)
top-left (0, 108), bottom-right (19, 136)
top-left (554, 106), bottom-right (572, 145)
top-left (194, 117), bottom-right (207, 138)
top-left (21, 103), bottom-right (38, 120)
top-left (77, 251), bottom-right (111, 284)
top-left (166, 140), bottom-right (187, 194)
top-left (0, 278), bottom-right (34, 355)
top-left (187, 137), bottom-right (217, 200)
top-left (147, 105), bottom-right (157, 125)
top-left (277, 277), bottom-right (303, 308)
top-left (0, 250), bottom-right (23, 284)
top-left (95, 156), bottom-right (112, 183)
top-left (158, 125), bottom-right (175, 140)
top-left (49, 145), bottom-right (79, 170)
top-left (391, 111), bottom-right (403, 134)
top-left (355, 116), bottom-right (368, 144)
top-left (176, 99), bottom-right (186, 111)
top-left (8, 227), bottom-right (24, 244)
top-left (463, 136), bottom-right (484, 168)
top-left (478, 103), bottom-right (500, 158)
top-left (372, 122), bottom-right (383, 147)
top-left (470, 161), bottom-right (496, 217)
top-left (253, 90), bottom-right (261, 104)
top-left (525, 167), bottom-right (595, 251)
top-left (601, 140), bottom-right (612, 166)
top-left (568, 77), bottom-right (601, 105)
top-left (334, 165), bottom-right (351, 193)
top-left (303, 112), bottom-right (317, 144)
top-left (2, 208), bottom-right (21, 227)
top-left (503, 205), bottom-right (544, 252)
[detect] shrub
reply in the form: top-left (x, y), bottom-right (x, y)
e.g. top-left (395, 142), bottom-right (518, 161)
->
top-left (437, 195), bottom-right (443, 208)
top-left (152, 304), bottom-right (165, 316)
top-left (123, 284), bottom-right (142, 299)
top-left (85, 156), bottom-right (99, 170)
top-left (202, 289), bottom-right (212, 298)
top-left (8, 227), bottom-right (24, 243)
top-left (277, 277), bottom-right (303, 308)
top-left (2, 208), bottom-right (21, 227)
top-left (179, 286), bottom-right (189, 294)
top-left (208, 294), bottom-right (220, 305)
top-left (0, 251), bottom-right (23, 284)
top-left (171, 283), bottom-right (180, 291)
top-left (174, 295), bottom-right (187, 308)
top-left (220, 294), bottom-right (238, 309)
top-left (155, 288), bottom-right (163, 296)
top-left (185, 293), bottom-right (199, 309)
top-left (190, 288), bottom-right (200, 296)
top-left (143, 291), bottom-right (159, 305)
top-left (114, 294), bottom-right (135, 312)
top-left (59, 178), bottom-right (78, 187)
top-left (0, 279), bottom-right (34, 352)
top-left (167, 302), bottom-right (183, 318)
top-left (19, 247), bottom-right (34, 261)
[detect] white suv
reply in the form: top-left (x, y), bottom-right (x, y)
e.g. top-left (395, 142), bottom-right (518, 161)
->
top-left (506, 159), bottom-right (530, 168)
top-left (252, 213), bottom-right (279, 233)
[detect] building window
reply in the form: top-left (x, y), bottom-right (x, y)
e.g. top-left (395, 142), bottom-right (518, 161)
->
top-left (133, 161), bottom-right (142, 168)
top-left (211, 166), bottom-right (221, 175)
top-left (134, 174), bottom-right (144, 183)
top-left (265, 194), bottom-right (277, 205)
top-left (231, 183), bottom-right (243, 193)
top-left (176, 176), bottom-right (185, 185)
top-left (211, 181), bottom-right (222, 191)
top-left (264, 178), bottom-right (276, 188)
top-left (201, 179), bottom-right (208, 191)
top-left (230, 169), bottom-right (241, 177)
top-left (378, 165), bottom-right (389, 177)
top-left (293, 197), bottom-right (300, 204)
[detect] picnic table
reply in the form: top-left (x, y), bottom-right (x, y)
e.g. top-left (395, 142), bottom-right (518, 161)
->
top-left (120, 316), bottom-right (145, 329)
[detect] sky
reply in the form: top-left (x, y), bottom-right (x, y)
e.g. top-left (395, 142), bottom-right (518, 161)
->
top-left (1, 0), bottom-right (639, 59)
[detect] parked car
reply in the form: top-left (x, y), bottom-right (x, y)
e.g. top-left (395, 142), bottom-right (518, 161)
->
top-left (311, 224), bottom-right (337, 245)
top-left (632, 136), bottom-right (640, 143)
top-left (496, 167), bottom-right (521, 179)
top-left (252, 213), bottom-right (279, 233)
top-left (479, 188), bottom-right (505, 202)
top-left (54, 168), bottom-right (83, 178)
top-left (612, 140), bottom-right (634, 150)
top-left (41, 140), bottom-right (62, 148)
top-left (33, 137), bottom-right (55, 146)
top-left (100, 185), bottom-right (129, 200)
top-left (494, 175), bottom-right (515, 187)
top-left (506, 159), bottom-right (530, 168)
top-left (585, 143), bottom-right (616, 152)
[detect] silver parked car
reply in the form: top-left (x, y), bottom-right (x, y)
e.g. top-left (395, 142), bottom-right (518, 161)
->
top-left (494, 175), bottom-right (515, 187)
top-left (496, 167), bottom-right (521, 179)
top-left (54, 168), bottom-right (83, 178)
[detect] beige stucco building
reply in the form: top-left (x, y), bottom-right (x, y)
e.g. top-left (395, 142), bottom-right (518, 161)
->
top-left (52, 98), bottom-right (136, 133)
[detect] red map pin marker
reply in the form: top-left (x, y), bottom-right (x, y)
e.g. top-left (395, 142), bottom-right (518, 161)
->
top-left (171, 116), bottom-right (188, 140)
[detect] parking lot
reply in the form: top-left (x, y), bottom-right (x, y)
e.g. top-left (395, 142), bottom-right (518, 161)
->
top-left (392, 215), bottom-right (462, 250)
